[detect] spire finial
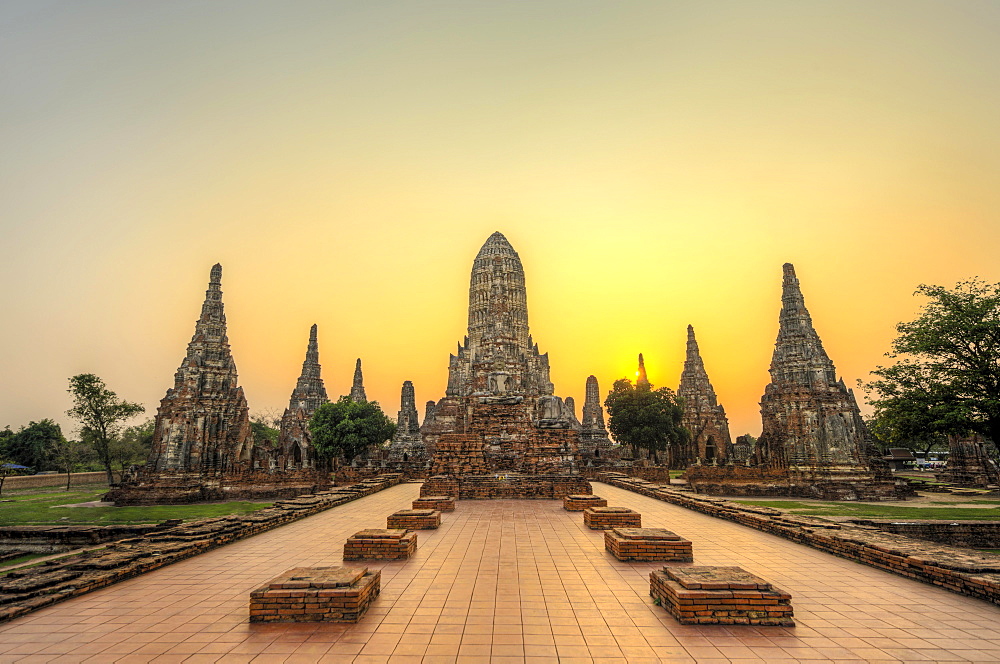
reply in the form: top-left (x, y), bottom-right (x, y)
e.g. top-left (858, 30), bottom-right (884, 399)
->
top-left (350, 358), bottom-right (367, 402)
top-left (637, 353), bottom-right (650, 390)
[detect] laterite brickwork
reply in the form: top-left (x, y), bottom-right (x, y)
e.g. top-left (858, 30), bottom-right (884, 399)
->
top-left (583, 506), bottom-right (641, 530)
top-left (342, 529), bottom-right (416, 560)
top-left (563, 494), bottom-right (607, 511)
top-left (604, 527), bottom-right (693, 562)
top-left (411, 495), bottom-right (455, 511)
top-left (386, 509), bottom-right (441, 530)
top-left (649, 565), bottom-right (794, 626)
top-left (248, 566), bottom-right (379, 623)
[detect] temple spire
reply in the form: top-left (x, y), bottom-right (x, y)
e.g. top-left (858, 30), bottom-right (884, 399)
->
top-left (771, 263), bottom-right (836, 387)
top-left (636, 353), bottom-right (650, 390)
top-left (350, 358), bottom-right (367, 402)
top-left (678, 325), bottom-right (731, 464)
top-left (287, 324), bottom-right (327, 413)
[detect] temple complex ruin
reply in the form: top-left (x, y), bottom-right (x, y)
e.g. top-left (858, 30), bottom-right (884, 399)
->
top-left (677, 325), bottom-right (732, 466)
top-left (106, 265), bottom-right (328, 505)
top-left (387, 381), bottom-right (425, 462)
top-left (276, 324), bottom-right (329, 470)
top-left (421, 232), bottom-right (590, 499)
top-left (686, 263), bottom-right (908, 500)
top-left (939, 434), bottom-right (1000, 487)
top-left (579, 375), bottom-right (614, 460)
top-left (349, 358), bottom-right (367, 402)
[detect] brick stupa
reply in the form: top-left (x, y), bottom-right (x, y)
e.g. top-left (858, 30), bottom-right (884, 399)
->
top-left (686, 263), bottom-right (909, 500)
top-left (678, 325), bottom-right (732, 466)
top-left (420, 232), bottom-right (591, 499)
top-left (277, 324), bottom-right (329, 470)
top-left (106, 265), bottom-right (328, 505)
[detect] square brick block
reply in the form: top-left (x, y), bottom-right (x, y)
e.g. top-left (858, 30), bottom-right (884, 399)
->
top-left (583, 506), bottom-right (641, 530)
top-left (249, 566), bottom-right (380, 623)
top-left (343, 529), bottom-right (417, 560)
top-left (649, 566), bottom-right (794, 626)
top-left (411, 495), bottom-right (455, 512)
top-left (605, 527), bottom-right (693, 562)
top-left (563, 494), bottom-right (607, 511)
top-left (387, 509), bottom-right (441, 530)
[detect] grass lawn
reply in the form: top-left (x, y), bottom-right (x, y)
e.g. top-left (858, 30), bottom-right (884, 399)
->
top-left (0, 485), bottom-right (272, 526)
top-left (730, 499), bottom-right (1000, 521)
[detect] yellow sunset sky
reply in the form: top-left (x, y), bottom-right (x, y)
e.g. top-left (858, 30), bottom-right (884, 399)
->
top-left (2, 1), bottom-right (999, 439)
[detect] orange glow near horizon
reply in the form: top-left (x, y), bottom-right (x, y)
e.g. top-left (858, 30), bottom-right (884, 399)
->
top-left (2, 3), bottom-right (1000, 441)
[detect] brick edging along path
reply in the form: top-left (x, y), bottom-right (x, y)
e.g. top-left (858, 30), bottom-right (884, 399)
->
top-left (597, 473), bottom-right (1000, 607)
top-left (0, 473), bottom-right (404, 624)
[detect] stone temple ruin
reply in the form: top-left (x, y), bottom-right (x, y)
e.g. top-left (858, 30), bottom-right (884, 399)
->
top-left (677, 325), bottom-right (733, 467)
top-left (276, 324), bottom-right (329, 471)
top-left (106, 265), bottom-right (328, 505)
top-left (685, 263), bottom-right (909, 500)
top-left (387, 380), bottom-right (425, 462)
top-left (420, 232), bottom-right (592, 499)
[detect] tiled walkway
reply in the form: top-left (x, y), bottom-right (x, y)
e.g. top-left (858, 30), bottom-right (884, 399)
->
top-left (1, 481), bottom-right (999, 663)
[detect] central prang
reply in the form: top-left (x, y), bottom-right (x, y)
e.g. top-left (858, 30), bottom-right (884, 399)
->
top-left (420, 231), bottom-right (591, 499)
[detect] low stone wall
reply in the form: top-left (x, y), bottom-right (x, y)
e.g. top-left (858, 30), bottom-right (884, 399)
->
top-left (0, 473), bottom-right (405, 624)
top-left (2, 472), bottom-right (109, 491)
top-left (0, 522), bottom-right (181, 550)
top-left (848, 520), bottom-right (1000, 549)
top-left (597, 472), bottom-right (1000, 607)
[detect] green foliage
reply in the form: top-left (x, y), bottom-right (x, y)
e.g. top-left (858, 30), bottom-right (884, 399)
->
top-left (0, 419), bottom-right (65, 471)
top-left (865, 279), bottom-right (1000, 455)
top-left (250, 413), bottom-right (280, 448)
top-left (66, 374), bottom-right (145, 484)
top-left (604, 378), bottom-right (689, 468)
top-left (111, 419), bottom-right (155, 473)
top-left (308, 397), bottom-right (396, 467)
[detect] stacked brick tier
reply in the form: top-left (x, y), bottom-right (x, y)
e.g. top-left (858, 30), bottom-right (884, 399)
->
top-left (605, 527), bottom-right (693, 562)
top-left (584, 507), bottom-right (641, 530)
top-left (421, 473), bottom-right (591, 500)
top-left (386, 509), bottom-right (441, 530)
top-left (412, 495), bottom-right (455, 512)
top-left (249, 566), bottom-right (379, 623)
top-left (649, 566), bottom-right (794, 626)
top-left (563, 494), bottom-right (607, 511)
top-left (343, 529), bottom-right (417, 560)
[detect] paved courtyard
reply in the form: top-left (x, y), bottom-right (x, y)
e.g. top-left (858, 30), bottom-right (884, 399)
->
top-left (1, 481), bottom-right (999, 663)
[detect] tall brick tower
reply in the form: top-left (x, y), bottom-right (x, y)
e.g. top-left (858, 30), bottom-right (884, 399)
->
top-left (277, 324), bottom-right (328, 469)
top-left (677, 325), bottom-right (732, 465)
top-left (421, 232), bottom-right (588, 498)
top-left (147, 264), bottom-right (254, 474)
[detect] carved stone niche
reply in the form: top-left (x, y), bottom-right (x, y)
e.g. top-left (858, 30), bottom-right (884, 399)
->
top-left (480, 372), bottom-right (525, 404)
top-left (537, 395), bottom-right (570, 429)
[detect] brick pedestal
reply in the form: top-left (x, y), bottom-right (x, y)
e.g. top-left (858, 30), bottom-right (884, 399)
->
top-left (583, 507), bottom-right (641, 530)
top-left (563, 494), bottom-right (607, 511)
top-left (386, 509), bottom-right (441, 530)
top-left (605, 528), bottom-right (693, 562)
top-left (649, 566), bottom-right (794, 626)
top-left (412, 495), bottom-right (455, 512)
top-left (249, 566), bottom-right (380, 623)
top-left (343, 529), bottom-right (417, 560)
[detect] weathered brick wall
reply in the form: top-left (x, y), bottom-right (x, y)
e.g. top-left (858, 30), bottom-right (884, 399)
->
top-left (598, 473), bottom-right (1000, 607)
top-left (848, 520), bottom-right (1000, 549)
top-left (3, 472), bottom-right (109, 490)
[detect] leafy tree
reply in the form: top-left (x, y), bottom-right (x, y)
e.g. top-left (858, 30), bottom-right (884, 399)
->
top-left (604, 378), bottom-right (690, 468)
top-left (66, 374), bottom-right (145, 484)
top-left (110, 419), bottom-right (155, 474)
top-left (250, 411), bottom-right (281, 448)
top-left (2, 419), bottom-right (65, 471)
top-left (50, 437), bottom-right (93, 490)
top-left (308, 397), bottom-right (395, 470)
top-left (865, 279), bottom-right (1000, 457)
